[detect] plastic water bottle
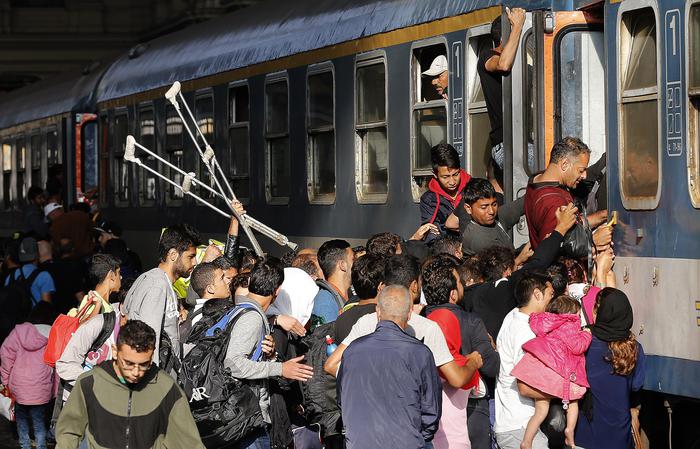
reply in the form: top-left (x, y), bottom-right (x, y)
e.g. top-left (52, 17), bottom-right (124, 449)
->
top-left (325, 335), bottom-right (337, 356)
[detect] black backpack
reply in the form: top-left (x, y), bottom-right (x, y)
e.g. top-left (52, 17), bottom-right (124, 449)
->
top-left (297, 321), bottom-right (342, 438)
top-left (178, 303), bottom-right (266, 448)
top-left (0, 268), bottom-right (42, 344)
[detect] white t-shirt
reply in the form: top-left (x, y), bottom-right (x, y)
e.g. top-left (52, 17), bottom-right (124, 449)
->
top-left (342, 312), bottom-right (453, 366)
top-left (494, 307), bottom-right (536, 433)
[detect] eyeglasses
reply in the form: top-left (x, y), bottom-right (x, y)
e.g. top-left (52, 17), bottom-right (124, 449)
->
top-left (117, 357), bottom-right (152, 372)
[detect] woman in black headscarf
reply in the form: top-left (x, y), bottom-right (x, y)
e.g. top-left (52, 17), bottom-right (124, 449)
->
top-left (574, 287), bottom-right (646, 449)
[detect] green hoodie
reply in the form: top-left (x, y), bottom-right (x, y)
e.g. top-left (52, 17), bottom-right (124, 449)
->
top-left (56, 361), bottom-right (204, 449)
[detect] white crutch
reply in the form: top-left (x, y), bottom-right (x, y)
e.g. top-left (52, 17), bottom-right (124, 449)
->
top-left (164, 82), bottom-right (264, 255)
top-left (124, 136), bottom-right (298, 251)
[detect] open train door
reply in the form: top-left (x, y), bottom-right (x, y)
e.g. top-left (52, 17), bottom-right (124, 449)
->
top-left (503, 4), bottom-right (605, 247)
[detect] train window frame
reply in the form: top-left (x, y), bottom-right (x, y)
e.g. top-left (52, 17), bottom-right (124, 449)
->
top-left (306, 62), bottom-right (336, 205)
top-left (45, 126), bottom-right (59, 169)
top-left (466, 25), bottom-right (494, 181)
top-left (227, 80), bottom-right (251, 204)
top-left (15, 136), bottom-right (26, 205)
top-left (137, 104), bottom-right (158, 206)
top-left (409, 38), bottom-right (449, 202)
top-left (687, 2), bottom-right (700, 208)
top-left (617, 2), bottom-right (662, 210)
top-left (194, 91), bottom-right (217, 202)
top-left (98, 114), bottom-right (109, 207)
top-left (111, 109), bottom-right (131, 208)
top-left (29, 131), bottom-right (42, 190)
top-left (164, 103), bottom-right (185, 206)
top-left (354, 52), bottom-right (389, 204)
top-left (553, 25), bottom-right (607, 177)
top-left (522, 29), bottom-right (545, 176)
top-left (2, 141), bottom-right (12, 209)
top-left (264, 72), bottom-right (291, 205)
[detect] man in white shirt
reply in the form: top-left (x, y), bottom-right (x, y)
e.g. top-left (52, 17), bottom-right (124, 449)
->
top-left (494, 271), bottom-right (554, 449)
top-left (324, 281), bottom-right (483, 389)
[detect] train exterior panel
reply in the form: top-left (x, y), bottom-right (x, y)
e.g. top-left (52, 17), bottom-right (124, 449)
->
top-left (604, 0), bottom-right (700, 401)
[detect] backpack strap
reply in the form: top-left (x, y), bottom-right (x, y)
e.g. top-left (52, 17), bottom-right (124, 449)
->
top-left (87, 313), bottom-right (116, 356)
top-left (315, 279), bottom-right (345, 311)
top-left (428, 192), bottom-right (441, 224)
top-left (19, 268), bottom-right (44, 305)
top-left (205, 303), bottom-right (266, 362)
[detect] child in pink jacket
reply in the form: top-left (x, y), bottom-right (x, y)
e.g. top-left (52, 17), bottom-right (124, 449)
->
top-left (511, 295), bottom-right (592, 449)
top-left (0, 314), bottom-right (55, 449)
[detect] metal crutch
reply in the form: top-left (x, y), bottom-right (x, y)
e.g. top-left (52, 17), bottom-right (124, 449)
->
top-left (164, 82), bottom-right (264, 256)
top-left (124, 136), bottom-right (298, 250)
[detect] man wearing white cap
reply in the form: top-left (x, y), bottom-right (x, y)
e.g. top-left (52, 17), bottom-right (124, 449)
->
top-left (44, 202), bottom-right (64, 222)
top-left (423, 55), bottom-right (449, 100)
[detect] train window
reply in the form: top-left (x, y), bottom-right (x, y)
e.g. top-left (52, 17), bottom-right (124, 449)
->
top-left (692, 5), bottom-right (700, 88)
top-left (523, 32), bottom-right (539, 175)
top-left (30, 134), bottom-right (41, 188)
top-left (467, 33), bottom-right (493, 179)
top-left (229, 84), bottom-right (250, 200)
top-left (355, 58), bottom-right (388, 203)
top-left (81, 122), bottom-right (99, 203)
top-left (195, 95), bottom-right (215, 199)
top-left (46, 129), bottom-right (58, 167)
top-left (2, 142), bottom-right (11, 209)
top-left (16, 138), bottom-right (26, 205)
top-left (619, 8), bottom-right (659, 206)
top-left (307, 68), bottom-right (335, 203)
top-left (265, 77), bottom-right (290, 203)
top-left (112, 113), bottom-right (130, 205)
top-left (137, 108), bottom-right (157, 205)
top-left (557, 29), bottom-right (606, 165)
top-left (99, 115), bottom-right (109, 206)
top-left (165, 105), bottom-right (184, 202)
top-left (410, 42), bottom-right (448, 201)
top-left (688, 5), bottom-right (700, 206)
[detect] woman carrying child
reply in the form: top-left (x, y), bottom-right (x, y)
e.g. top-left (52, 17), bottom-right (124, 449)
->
top-left (510, 295), bottom-right (592, 449)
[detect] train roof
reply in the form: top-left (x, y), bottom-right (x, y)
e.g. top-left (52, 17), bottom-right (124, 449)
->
top-left (0, 66), bottom-right (104, 130)
top-left (96, 0), bottom-right (565, 104)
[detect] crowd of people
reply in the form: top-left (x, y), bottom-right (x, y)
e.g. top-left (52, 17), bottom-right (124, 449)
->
top-left (0, 15), bottom-right (640, 445)
top-left (0, 131), bottom-right (645, 449)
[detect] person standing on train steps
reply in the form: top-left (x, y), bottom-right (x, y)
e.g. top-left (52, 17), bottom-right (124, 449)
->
top-left (523, 137), bottom-right (610, 250)
top-left (310, 240), bottom-right (354, 326)
top-left (123, 224), bottom-right (200, 375)
top-left (478, 8), bottom-right (526, 178)
top-left (423, 54), bottom-right (449, 100)
top-left (420, 144), bottom-right (471, 242)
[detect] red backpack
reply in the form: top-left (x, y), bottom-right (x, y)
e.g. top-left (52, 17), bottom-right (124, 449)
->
top-left (43, 296), bottom-right (101, 367)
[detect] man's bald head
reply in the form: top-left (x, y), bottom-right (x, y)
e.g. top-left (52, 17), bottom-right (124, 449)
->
top-left (377, 285), bottom-right (412, 329)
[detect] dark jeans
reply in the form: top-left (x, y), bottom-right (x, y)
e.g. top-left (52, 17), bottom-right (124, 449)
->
top-left (231, 428), bottom-right (270, 449)
top-left (467, 397), bottom-right (492, 449)
top-left (15, 403), bottom-right (48, 449)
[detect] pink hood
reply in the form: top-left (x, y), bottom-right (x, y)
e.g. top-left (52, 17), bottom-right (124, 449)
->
top-left (0, 323), bottom-right (54, 405)
top-left (522, 312), bottom-right (591, 388)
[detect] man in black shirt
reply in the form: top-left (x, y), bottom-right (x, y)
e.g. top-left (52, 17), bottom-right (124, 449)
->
top-left (334, 254), bottom-right (386, 343)
top-left (477, 8), bottom-right (526, 174)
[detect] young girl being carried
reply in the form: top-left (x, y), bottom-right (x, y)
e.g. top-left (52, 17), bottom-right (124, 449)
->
top-left (511, 295), bottom-right (592, 449)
